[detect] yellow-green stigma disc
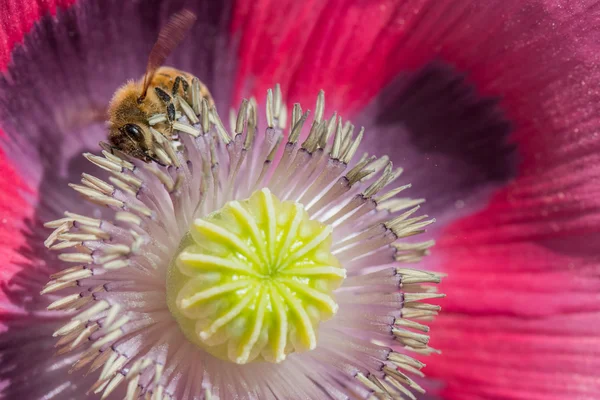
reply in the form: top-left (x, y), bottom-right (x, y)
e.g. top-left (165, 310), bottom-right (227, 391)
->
top-left (166, 188), bottom-right (345, 364)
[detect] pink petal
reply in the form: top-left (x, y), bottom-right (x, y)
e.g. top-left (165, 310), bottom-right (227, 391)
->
top-left (0, 0), bottom-right (76, 70)
top-left (0, 147), bottom-right (34, 308)
top-left (430, 157), bottom-right (600, 397)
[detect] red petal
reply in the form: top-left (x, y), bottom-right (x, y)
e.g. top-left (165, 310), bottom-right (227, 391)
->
top-left (0, 0), bottom-right (76, 70)
top-left (0, 144), bottom-right (35, 310)
top-left (232, 0), bottom-right (401, 110)
top-left (429, 164), bottom-right (600, 398)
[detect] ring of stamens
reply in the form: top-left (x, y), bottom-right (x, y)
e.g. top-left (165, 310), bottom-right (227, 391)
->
top-left (167, 188), bottom-right (345, 364)
top-left (42, 84), bottom-right (444, 400)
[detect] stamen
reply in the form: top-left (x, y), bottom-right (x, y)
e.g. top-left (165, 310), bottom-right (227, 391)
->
top-left (173, 121), bottom-right (200, 137)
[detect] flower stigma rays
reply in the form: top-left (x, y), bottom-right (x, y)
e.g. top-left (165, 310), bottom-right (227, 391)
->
top-left (42, 85), bottom-right (444, 400)
top-left (167, 188), bottom-right (345, 364)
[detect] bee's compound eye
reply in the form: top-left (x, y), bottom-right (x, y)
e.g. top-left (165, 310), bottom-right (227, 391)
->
top-left (122, 124), bottom-right (144, 141)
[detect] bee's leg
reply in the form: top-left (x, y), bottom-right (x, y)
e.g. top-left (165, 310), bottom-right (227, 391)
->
top-left (155, 87), bottom-right (176, 123)
top-left (99, 141), bottom-right (118, 155)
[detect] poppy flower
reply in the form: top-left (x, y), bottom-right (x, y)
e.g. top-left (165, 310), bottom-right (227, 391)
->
top-left (0, 1), bottom-right (598, 400)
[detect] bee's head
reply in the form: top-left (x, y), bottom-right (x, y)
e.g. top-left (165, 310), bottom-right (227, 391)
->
top-left (107, 80), bottom-right (165, 164)
top-left (108, 123), bottom-right (159, 163)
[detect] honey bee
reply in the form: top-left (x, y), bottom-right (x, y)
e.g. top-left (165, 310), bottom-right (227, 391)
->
top-left (107, 10), bottom-right (214, 163)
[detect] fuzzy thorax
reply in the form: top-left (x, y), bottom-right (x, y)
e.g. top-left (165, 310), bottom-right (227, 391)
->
top-left (167, 188), bottom-right (345, 364)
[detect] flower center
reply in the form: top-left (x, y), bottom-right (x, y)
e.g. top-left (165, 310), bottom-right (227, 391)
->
top-left (166, 188), bottom-right (345, 364)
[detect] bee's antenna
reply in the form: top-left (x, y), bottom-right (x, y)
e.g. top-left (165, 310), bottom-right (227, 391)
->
top-left (139, 9), bottom-right (197, 102)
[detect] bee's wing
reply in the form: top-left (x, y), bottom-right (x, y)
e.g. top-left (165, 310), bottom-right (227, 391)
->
top-left (140, 9), bottom-right (197, 100)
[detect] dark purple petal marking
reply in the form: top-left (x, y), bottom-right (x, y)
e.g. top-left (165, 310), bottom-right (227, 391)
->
top-left (356, 62), bottom-right (516, 229)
